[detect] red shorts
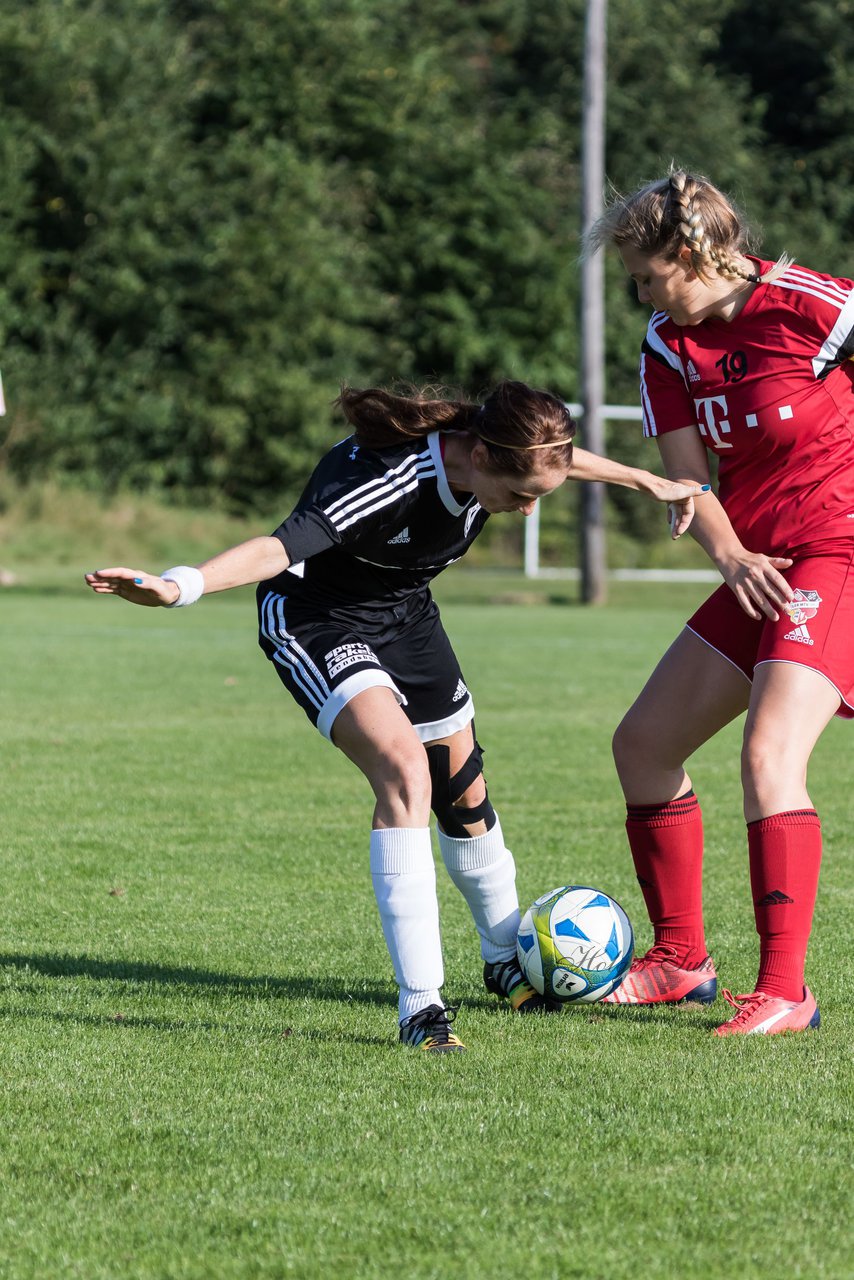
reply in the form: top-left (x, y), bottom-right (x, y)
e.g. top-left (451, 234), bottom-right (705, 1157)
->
top-left (687, 537), bottom-right (854, 719)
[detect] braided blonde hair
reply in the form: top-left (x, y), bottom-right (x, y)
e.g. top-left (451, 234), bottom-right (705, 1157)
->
top-left (587, 168), bottom-right (792, 285)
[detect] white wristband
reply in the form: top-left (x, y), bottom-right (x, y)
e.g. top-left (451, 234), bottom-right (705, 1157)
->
top-left (161, 565), bottom-right (205, 607)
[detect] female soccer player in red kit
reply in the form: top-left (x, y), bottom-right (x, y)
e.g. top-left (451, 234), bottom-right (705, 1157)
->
top-left (589, 169), bottom-right (854, 1034)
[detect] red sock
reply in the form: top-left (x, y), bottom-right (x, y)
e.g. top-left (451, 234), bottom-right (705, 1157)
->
top-left (748, 810), bottom-right (821, 1002)
top-left (625, 791), bottom-right (707, 966)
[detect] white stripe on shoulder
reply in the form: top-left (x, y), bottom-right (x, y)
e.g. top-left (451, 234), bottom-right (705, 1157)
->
top-left (639, 352), bottom-right (658, 438)
top-left (323, 447), bottom-right (428, 520)
top-left (776, 266), bottom-right (850, 307)
top-left (335, 462), bottom-right (436, 533)
top-left (645, 313), bottom-right (685, 377)
top-left (325, 452), bottom-right (437, 533)
top-left (812, 289), bottom-right (854, 376)
top-left (773, 273), bottom-right (849, 314)
top-left (767, 265), bottom-right (854, 378)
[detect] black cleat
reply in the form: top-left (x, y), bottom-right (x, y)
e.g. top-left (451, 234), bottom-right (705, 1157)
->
top-left (483, 959), bottom-right (562, 1014)
top-left (399, 1004), bottom-right (466, 1052)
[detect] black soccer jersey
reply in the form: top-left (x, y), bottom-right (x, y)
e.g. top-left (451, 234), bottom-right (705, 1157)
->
top-left (263, 432), bottom-right (489, 612)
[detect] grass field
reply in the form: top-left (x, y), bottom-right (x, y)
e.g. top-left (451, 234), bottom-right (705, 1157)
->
top-left (2, 575), bottom-right (852, 1279)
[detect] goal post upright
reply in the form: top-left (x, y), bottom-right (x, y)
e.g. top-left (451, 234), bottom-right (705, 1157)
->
top-left (579, 0), bottom-right (608, 603)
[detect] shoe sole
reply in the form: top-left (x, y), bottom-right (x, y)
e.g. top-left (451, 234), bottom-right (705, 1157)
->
top-left (605, 975), bottom-right (718, 1006)
top-left (676, 976), bottom-right (718, 1005)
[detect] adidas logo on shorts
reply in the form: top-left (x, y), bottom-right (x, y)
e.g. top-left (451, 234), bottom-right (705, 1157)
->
top-left (387, 527), bottom-right (410, 544)
top-left (452, 679), bottom-right (468, 703)
top-left (783, 623), bottom-right (814, 646)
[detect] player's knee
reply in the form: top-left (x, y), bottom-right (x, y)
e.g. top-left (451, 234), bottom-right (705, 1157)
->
top-left (612, 710), bottom-right (649, 780)
top-left (425, 740), bottom-right (496, 837)
top-left (741, 731), bottom-right (799, 795)
top-left (377, 744), bottom-right (432, 819)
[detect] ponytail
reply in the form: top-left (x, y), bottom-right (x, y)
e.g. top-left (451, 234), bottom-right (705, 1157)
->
top-left (336, 381), bottom-right (575, 475)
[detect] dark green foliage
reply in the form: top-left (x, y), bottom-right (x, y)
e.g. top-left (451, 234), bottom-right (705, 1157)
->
top-left (1, 0), bottom-right (852, 532)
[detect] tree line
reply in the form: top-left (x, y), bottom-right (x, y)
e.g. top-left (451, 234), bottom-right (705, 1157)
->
top-left (1, 0), bottom-right (852, 548)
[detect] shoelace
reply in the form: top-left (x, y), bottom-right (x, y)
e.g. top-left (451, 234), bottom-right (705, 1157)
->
top-left (720, 989), bottom-right (769, 1018)
top-left (407, 1004), bottom-right (460, 1046)
top-left (631, 942), bottom-right (680, 969)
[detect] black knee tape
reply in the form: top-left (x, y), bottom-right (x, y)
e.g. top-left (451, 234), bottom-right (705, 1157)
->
top-left (425, 739), bottom-right (496, 837)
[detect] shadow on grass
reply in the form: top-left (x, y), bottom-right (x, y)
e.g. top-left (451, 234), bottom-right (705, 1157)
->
top-left (584, 1000), bottom-right (721, 1030)
top-left (0, 950), bottom-right (396, 1009)
top-left (0, 1003), bottom-right (224, 1034)
top-left (1, 952), bottom-right (722, 1036)
top-left (0, 1003), bottom-right (392, 1046)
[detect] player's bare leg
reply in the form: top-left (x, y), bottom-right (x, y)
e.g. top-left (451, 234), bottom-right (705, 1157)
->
top-left (613, 628), bottom-right (751, 804)
top-left (741, 660), bottom-right (839, 821)
top-left (332, 688), bottom-right (464, 1050)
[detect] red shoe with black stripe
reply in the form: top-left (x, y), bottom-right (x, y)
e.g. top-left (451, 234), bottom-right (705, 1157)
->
top-left (602, 942), bottom-right (717, 1005)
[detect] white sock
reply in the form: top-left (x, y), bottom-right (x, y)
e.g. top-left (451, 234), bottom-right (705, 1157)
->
top-left (437, 815), bottom-right (520, 964)
top-left (370, 827), bottom-right (444, 1023)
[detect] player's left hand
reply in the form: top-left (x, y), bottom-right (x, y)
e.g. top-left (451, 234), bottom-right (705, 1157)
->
top-left (84, 567), bottom-right (180, 607)
top-left (650, 478), bottom-right (711, 539)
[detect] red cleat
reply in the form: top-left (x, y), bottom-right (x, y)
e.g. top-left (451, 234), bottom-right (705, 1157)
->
top-left (712, 986), bottom-right (820, 1036)
top-left (603, 942), bottom-right (717, 1005)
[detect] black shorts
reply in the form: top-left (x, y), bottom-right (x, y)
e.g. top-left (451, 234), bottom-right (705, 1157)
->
top-left (257, 587), bottom-right (475, 742)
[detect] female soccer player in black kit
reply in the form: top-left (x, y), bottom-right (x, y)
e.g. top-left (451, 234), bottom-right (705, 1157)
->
top-left (87, 380), bottom-right (704, 1051)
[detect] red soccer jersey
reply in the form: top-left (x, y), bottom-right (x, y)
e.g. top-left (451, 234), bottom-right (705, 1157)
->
top-left (639, 257), bottom-right (854, 553)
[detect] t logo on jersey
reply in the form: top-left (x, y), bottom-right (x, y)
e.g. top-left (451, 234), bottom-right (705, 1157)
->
top-left (694, 395), bottom-right (733, 448)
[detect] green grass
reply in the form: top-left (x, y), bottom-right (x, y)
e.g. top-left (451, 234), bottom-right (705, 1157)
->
top-left (2, 579), bottom-right (852, 1279)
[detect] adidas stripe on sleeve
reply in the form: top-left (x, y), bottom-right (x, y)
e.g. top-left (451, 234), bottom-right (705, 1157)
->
top-left (640, 312), bottom-right (696, 439)
top-left (273, 440), bottom-right (436, 564)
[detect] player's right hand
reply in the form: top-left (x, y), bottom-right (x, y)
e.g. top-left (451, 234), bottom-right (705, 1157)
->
top-left (84, 567), bottom-right (180, 607)
top-left (722, 554), bottom-right (794, 621)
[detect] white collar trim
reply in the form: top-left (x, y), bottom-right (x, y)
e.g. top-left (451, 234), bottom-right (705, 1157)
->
top-left (428, 432), bottom-right (472, 515)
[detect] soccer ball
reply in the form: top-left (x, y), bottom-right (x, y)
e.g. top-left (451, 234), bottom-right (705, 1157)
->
top-left (516, 885), bottom-right (634, 1004)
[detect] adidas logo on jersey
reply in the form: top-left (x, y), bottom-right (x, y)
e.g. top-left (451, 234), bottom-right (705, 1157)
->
top-left (452, 679), bottom-right (468, 703)
top-left (687, 359), bottom-right (701, 384)
top-left (783, 623), bottom-right (814, 646)
top-left (387, 527), bottom-right (410, 544)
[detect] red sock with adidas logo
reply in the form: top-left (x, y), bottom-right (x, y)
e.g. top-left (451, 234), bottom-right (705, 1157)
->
top-left (625, 791), bottom-right (707, 967)
top-left (748, 809), bottom-right (822, 1002)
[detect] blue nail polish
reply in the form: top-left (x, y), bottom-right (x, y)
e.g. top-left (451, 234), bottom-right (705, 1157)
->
top-left (134, 578), bottom-right (143, 584)
top-left (700, 484), bottom-right (711, 492)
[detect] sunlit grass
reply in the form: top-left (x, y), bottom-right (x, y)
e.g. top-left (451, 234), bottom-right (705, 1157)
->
top-left (2, 586), bottom-right (851, 1279)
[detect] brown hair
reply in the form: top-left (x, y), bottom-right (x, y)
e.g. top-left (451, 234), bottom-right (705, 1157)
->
top-left (586, 168), bottom-right (791, 285)
top-left (336, 380), bottom-right (575, 476)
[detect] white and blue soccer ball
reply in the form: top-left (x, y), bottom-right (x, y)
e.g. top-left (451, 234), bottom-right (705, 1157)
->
top-left (517, 885), bottom-right (634, 1004)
